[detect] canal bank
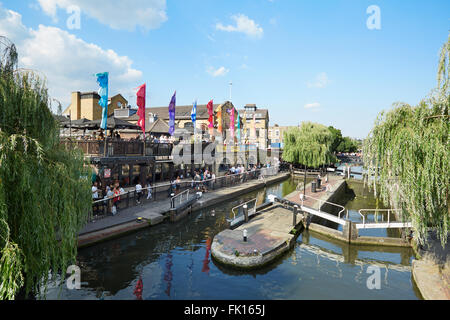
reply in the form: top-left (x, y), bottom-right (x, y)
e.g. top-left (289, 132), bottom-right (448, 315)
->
top-left (211, 176), bottom-right (414, 270)
top-left (45, 176), bottom-right (419, 300)
top-left (77, 172), bottom-right (290, 248)
top-left (211, 175), bottom-right (347, 269)
top-left (411, 232), bottom-right (450, 300)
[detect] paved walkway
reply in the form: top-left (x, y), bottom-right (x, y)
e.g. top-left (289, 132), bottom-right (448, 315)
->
top-left (214, 205), bottom-right (296, 257)
top-left (211, 174), bottom-right (345, 268)
top-left (284, 174), bottom-right (345, 208)
top-left (78, 172), bottom-right (291, 246)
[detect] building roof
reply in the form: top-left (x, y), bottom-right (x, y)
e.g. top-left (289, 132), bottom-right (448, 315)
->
top-left (238, 108), bottom-right (269, 120)
top-left (53, 114), bottom-right (70, 124)
top-left (80, 92), bottom-right (100, 100)
top-left (147, 118), bottom-right (170, 134)
top-left (146, 104), bottom-right (220, 120)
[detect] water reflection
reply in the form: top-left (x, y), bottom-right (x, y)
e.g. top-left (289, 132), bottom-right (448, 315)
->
top-left (44, 177), bottom-right (419, 300)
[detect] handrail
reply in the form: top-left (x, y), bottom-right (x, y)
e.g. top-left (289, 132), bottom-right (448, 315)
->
top-left (90, 165), bottom-right (281, 222)
top-left (357, 209), bottom-right (402, 227)
top-left (171, 189), bottom-right (190, 208)
top-left (91, 165), bottom-right (279, 205)
top-left (299, 194), bottom-right (347, 220)
top-left (231, 198), bottom-right (257, 220)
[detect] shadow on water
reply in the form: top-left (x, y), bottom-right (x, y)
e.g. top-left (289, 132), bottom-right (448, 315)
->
top-left (44, 176), bottom-right (420, 300)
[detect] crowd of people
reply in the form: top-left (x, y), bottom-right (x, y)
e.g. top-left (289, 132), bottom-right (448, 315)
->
top-left (91, 163), bottom-right (277, 217)
top-left (69, 130), bottom-right (177, 144)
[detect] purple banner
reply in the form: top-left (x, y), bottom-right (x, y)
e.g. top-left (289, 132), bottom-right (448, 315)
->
top-left (168, 91), bottom-right (176, 136)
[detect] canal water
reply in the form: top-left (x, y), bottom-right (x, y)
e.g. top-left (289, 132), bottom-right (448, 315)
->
top-left (44, 176), bottom-right (420, 300)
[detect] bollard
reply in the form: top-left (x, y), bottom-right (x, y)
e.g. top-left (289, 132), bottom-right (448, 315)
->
top-left (243, 229), bottom-right (248, 242)
top-left (293, 205), bottom-right (298, 226)
top-left (243, 204), bottom-right (249, 222)
top-left (170, 193), bottom-right (175, 209)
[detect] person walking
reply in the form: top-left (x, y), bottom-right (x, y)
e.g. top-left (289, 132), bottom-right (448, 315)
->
top-left (92, 181), bottom-right (99, 215)
top-left (146, 177), bottom-right (153, 200)
top-left (135, 181), bottom-right (143, 204)
top-left (112, 186), bottom-right (121, 215)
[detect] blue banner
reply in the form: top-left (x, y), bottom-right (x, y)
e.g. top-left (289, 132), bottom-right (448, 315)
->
top-left (95, 72), bottom-right (109, 130)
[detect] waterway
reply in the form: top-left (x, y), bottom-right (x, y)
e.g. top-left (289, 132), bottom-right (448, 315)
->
top-left (44, 176), bottom-right (420, 300)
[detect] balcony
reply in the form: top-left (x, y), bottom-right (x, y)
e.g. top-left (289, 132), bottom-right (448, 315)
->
top-left (61, 139), bottom-right (173, 157)
top-left (61, 139), bottom-right (263, 159)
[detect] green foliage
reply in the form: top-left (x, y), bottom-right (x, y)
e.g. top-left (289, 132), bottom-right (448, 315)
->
top-left (363, 34), bottom-right (449, 247)
top-left (328, 126), bottom-right (359, 153)
top-left (283, 122), bottom-right (335, 167)
top-left (336, 137), bottom-right (358, 153)
top-left (0, 37), bottom-right (92, 299)
top-left (328, 126), bottom-right (343, 152)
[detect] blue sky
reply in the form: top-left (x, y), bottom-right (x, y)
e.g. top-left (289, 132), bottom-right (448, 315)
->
top-left (1, 0), bottom-right (449, 138)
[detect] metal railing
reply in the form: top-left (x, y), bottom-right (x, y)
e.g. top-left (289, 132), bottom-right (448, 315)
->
top-left (299, 194), bottom-right (347, 220)
top-left (231, 198), bottom-right (257, 220)
top-left (170, 189), bottom-right (190, 209)
top-left (356, 209), bottom-right (410, 229)
top-left (89, 166), bottom-right (281, 222)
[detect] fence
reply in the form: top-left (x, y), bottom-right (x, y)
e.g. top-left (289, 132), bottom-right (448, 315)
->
top-left (89, 166), bottom-right (281, 222)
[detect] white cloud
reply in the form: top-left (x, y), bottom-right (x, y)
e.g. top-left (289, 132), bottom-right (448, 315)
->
top-left (307, 72), bottom-right (330, 88)
top-left (37, 0), bottom-right (168, 31)
top-left (216, 14), bottom-right (263, 39)
top-left (0, 6), bottom-right (143, 110)
top-left (304, 102), bottom-right (320, 109)
top-left (207, 66), bottom-right (229, 77)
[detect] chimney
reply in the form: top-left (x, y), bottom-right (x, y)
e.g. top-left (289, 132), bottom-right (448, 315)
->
top-left (71, 91), bottom-right (81, 120)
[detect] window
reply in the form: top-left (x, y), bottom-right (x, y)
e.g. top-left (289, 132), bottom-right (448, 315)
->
top-left (122, 164), bottom-right (129, 176)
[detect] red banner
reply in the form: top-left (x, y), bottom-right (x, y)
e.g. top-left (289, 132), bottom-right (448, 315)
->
top-left (136, 84), bottom-right (146, 137)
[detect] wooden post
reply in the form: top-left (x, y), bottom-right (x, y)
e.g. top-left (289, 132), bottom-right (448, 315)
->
top-left (303, 164), bottom-right (307, 197)
top-left (293, 205), bottom-right (298, 226)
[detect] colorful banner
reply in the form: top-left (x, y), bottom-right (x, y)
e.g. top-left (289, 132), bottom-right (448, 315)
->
top-left (191, 100), bottom-right (197, 140)
top-left (236, 110), bottom-right (241, 142)
top-left (217, 108), bottom-right (222, 133)
top-left (207, 100), bottom-right (214, 128)
top-left (230, 108), bottom-right (235, 139)
top-left (136, 83), bottom-right (146, 137)
top-left (168, 91), bottom-right (176, 136)
top-left (95, 72), bottom-right (109, 130)
top-left (191, 100), bottom-right (197, 124)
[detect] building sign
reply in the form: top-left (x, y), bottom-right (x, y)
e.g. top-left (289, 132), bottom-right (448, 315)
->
top-left (104, 168), bottom-right (111, 178)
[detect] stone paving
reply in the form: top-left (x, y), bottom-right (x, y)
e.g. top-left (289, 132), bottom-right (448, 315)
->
top-left (211, 174), bottom-right (348, 268)
top-left (412, 232), bottom-right (450, 300)
top-left (284, 174), bottom-right (346, 209)
top-left (214, 206), bottom-right (295, 256)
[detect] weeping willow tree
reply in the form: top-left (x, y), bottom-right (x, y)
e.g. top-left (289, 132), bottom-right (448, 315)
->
top-left (363, 34), bottom-right (449, 247)
top-left (283, 122), bottom-right (336, 194)
top-left (0, 37), bottom-right (92, 299)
